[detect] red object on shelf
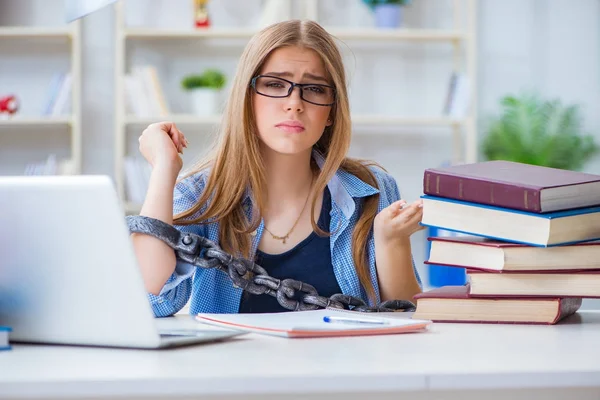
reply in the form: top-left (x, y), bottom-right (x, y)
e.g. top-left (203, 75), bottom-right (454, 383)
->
top-left (0, 95), bottom-right (19, 117)
top-left (194, 0), bottom-right (211, 28)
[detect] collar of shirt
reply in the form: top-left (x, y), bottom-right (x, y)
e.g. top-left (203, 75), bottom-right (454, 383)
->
top-left (241, 149), bottom-right (380, 220)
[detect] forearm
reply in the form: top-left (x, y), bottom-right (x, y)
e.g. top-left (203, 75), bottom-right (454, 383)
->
top-left (374, 236), bottom-right (422, 302)
top-left (132, 165), bottom-right (179, 295)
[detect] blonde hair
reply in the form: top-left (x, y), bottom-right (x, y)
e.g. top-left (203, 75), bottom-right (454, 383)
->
top-left (174, 20), bottom-right (380, 302)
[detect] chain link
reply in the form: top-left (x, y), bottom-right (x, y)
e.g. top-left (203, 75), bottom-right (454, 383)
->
top-left (127, 215), bottom-right (416, 313)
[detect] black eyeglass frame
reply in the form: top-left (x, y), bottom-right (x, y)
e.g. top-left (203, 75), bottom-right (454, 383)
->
top-left (250, 75), bottom-right (336, 107)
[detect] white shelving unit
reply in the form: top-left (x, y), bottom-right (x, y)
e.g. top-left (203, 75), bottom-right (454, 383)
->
top-left (114, 0), bottom-right (477, 214)
top-left (0, 21), bottom-right (82, 175)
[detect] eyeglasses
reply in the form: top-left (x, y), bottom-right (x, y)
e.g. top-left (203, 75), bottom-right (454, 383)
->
top-left (250, 75), bottom-right (336, 107)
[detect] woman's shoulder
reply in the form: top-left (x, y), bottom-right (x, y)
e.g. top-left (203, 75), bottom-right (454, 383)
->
top-left (175, 169), bottom-right (210, 196)
top-left (364, 163), bottom-right (402, 202)
top-left (362, 163), bottom-right (398, 191)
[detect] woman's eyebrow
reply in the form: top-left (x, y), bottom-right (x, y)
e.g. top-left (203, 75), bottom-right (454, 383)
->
top-left (263, 71), bottom-right (329, 83)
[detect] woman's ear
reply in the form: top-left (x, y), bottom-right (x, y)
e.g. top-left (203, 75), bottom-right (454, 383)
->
top-left (326, 117), bottom-right (333, 126)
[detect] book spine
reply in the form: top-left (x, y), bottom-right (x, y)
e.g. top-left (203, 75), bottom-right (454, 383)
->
top-left (423, 171), bottom-right (542, 212)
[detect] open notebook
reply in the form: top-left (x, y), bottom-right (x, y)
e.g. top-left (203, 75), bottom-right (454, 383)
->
top-left (195, 309), bottom-right (431, 338)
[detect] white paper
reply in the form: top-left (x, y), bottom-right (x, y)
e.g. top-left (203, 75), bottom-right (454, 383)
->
top-left (196, 309), bottom-right (431, 338)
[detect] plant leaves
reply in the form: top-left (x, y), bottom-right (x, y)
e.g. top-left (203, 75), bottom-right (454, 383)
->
top-left (482, 92), bottom-right (598, 171)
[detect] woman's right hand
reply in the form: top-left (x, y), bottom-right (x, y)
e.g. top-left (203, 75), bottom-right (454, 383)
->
top-left (138, 121), bottom-right (188, 174)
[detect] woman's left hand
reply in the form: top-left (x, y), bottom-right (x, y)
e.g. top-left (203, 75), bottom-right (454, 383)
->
top-left (373, 199), bottom-right (424, 243)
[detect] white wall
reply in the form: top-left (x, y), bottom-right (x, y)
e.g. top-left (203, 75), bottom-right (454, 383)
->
top-left (2, 0), bottom-right (600, 306)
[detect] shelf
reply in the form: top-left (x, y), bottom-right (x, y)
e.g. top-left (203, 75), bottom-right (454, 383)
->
top-left (123, 28), bottom-right (257, 39)
top-left (0, 26), bottom-right (73, 38)
top-left (351, 115), bottom-right (465, 126)
top-left (125, 115), bottom-right (221, 126)
top-left (0, 116), bottom-right (73, 127)
top-left (123, 28), bottom-right (465, 42)
top-left (329, 28), bottom-right (465, 41)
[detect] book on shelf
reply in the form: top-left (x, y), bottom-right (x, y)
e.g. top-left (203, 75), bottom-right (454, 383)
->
top-left (125, 65), bottom-right (169, 118)
top-left (42, 72), bottom-right (72, 117)
top-left (426, 236), bottom-right (600, 272)
top-left (412, 285), bottom-right (581, 325)
top-left (23, 155), bottom-right (75, 176)
top-left (466, 269), bottom-right (600, 298)
top-left (0, 326), bottom-right (10, 351)
top-left (420, 195), bottom-right (600, 247)
top-left (423, 160), bottom-right (600, 213)
top-left (442, 72), bottom-right (470, 118)
top-left (124, 156), bottom-right (151, 205)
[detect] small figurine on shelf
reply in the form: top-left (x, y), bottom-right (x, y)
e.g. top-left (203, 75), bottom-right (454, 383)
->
top-left (0, 95), bottom-right (19, 119)
top-left (194, 0), bottom-right (211, 29)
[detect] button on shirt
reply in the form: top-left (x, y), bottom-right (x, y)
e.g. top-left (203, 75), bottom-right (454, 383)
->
top-left (148, 151), bottom-right (422, 317)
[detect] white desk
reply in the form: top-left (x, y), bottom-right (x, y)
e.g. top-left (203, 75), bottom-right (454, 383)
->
top-left (1, 311), bottom-right (599, 400)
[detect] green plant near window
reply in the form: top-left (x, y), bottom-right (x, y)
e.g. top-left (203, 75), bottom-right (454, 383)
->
top-left (481, 93), bottom-right (598, 171)
top-left (181, 69), bottom-right (226, 91)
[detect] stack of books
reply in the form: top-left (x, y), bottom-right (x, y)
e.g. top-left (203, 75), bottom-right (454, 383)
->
top-left (413, 160), bottom-right (600, 324)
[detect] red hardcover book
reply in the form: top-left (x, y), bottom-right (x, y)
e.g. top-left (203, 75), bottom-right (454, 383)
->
top-left (412, 285), bottom-right (581, 325)
top-left (423, 160), bottom-right (600, 213)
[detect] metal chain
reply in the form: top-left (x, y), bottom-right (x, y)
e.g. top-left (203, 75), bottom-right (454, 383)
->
top-left (126, 215), bottom-right (416, 313)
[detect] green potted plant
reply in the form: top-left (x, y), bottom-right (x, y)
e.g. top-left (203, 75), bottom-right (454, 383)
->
top-left (181, 69), bottom-right (226, 116)
top-left (482, 93), bottom-right (598, 171)
top-left (362, 0), bottom-right (412, 28)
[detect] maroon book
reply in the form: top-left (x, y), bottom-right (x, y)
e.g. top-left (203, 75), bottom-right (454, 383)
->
top-left (423, 160), bottom-right (600, 213)
top-left (412, 285), bottom-right (582, 325)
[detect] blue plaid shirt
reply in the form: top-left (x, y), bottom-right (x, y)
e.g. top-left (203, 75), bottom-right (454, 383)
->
top-left (148, 152), bottom-right (422, 317)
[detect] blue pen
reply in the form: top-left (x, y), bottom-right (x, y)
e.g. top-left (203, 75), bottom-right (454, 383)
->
top-left (323, 315), bottom-right (390, 325)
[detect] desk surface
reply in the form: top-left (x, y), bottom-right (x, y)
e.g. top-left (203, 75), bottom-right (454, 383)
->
top-left (1, 311), bottom-right (600, 399)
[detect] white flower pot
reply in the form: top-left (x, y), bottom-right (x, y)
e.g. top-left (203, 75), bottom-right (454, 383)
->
top-left (189, 88), bottom-right (220, 116)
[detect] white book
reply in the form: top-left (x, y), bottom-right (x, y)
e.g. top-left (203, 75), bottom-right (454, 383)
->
top-left (0, 326), bottom-right (10, 351)
top-left (132, 66), bottom-right (164, 117)
top-left (124, 157), bottom-right (144, 204)
top-left (448, 73), bottom-right (470, 118)
top-left (51, 73), bottom-right (72, 116)
top-left (42, 73), bottom-right (65, 116)
top-left (124, 74), bottom-right (144, 117)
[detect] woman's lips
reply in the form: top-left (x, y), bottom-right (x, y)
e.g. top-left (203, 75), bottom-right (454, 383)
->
top-left (276, 120), bottom-right (305, 133)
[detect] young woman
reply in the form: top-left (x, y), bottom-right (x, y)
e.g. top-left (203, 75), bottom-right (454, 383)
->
top-left (133, 20), bottom-right (424, 317)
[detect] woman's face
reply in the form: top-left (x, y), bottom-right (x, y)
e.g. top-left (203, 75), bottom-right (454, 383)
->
top-left (252, 45), bottom-right (334, 157)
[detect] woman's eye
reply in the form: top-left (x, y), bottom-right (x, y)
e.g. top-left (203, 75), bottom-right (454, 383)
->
top-left (306, 86), bottom-right (325, 94)
top-left (266, 82), bottom-right (285, 88)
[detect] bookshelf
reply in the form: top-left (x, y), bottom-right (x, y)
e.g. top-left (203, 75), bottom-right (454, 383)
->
top-left (114, 0), bottom-right (477, 214)
top-left (0, 21), bottom-right (82, 175)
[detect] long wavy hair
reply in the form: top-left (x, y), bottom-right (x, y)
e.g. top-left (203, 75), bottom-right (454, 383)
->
top-left (174, 20), bottom-right (381, 302)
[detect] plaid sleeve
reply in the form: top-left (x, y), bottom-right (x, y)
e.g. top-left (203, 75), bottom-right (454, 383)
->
top-left (148, 173), bottom-right (207, 317)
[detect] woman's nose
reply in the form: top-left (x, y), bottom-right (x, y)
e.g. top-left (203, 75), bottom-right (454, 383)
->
top-left (284, 86), bottom-right (304, 112)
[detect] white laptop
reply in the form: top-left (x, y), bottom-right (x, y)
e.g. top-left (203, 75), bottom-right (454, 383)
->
top-left (0, 175), bottom-right (244, 349)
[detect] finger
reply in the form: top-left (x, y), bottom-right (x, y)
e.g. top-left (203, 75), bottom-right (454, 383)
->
top-left (393, 202), bottom-right (419, 220)
top-left (389, 199), bottom-right (407, 216)
top-left (167, 124), bottom-right (186, 153)
top-left (404, 208), bottom-right (424, 231)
